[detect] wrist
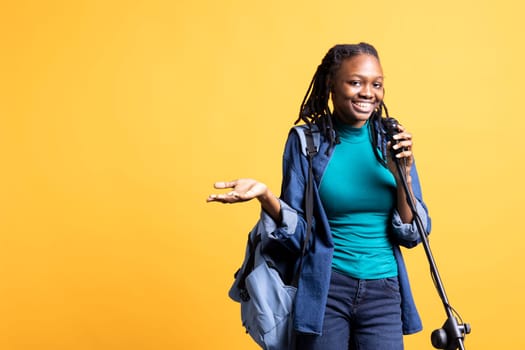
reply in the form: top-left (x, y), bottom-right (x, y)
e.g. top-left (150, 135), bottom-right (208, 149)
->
top-left (256, 187), bottom-right (271, 202)
top-left (257, 189), bottom-right (281, 223)
top-left (395, 174), bottom-right (412, 185)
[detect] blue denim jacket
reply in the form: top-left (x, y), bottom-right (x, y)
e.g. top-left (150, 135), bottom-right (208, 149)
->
top-left (257, 122), bottom-right (431, 336)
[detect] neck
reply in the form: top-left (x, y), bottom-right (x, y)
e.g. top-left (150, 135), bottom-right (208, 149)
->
top-left (333, 113), bottom-right (369, 128)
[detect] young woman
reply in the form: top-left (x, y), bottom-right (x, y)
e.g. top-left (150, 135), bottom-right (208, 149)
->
top-left (207, 43), bottom-right (430, 350)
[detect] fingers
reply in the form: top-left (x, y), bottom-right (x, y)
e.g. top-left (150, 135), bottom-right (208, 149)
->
top-left (207, 179), bottom-right (262, 204)
top-left (213, 180), bottom-right (237, 189)
top-left (392, 140), bottom-right (412, 157)
top-left (391, 128), bottom-right (413, 158)
top-left (393, 149), bottom-right (413, 162)
top-left (392, 130), bottom-right (412, 145)
top-left (206, 192), bottom-right (239, 203)
top-left (206, 190), bottom-right (255, 203)
top-left (208, 180), bottom-right (236, 203)
top-left (387, 127), bottom-right (414, 176)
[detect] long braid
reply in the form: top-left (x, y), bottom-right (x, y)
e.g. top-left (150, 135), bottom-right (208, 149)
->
top-left (295, 43), bottom-right (389, 162)
top-left (369, 100), bottom-right (389, 166)
top-left (295, 51), bottom-right (336, 147)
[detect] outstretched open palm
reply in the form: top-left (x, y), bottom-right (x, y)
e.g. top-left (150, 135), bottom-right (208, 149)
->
top-left (207, 179), bottom-right (268, 204)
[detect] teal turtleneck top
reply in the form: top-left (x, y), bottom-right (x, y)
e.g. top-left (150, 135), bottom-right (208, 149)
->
top-left (318, 119), bottom-right (398, 279)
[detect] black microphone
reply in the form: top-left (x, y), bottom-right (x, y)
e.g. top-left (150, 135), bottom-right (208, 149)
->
top-left (382, 117), bottom-right (403, 156)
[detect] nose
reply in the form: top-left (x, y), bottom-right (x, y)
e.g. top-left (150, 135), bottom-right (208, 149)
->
top-left (359, 84), bottom-right (373, 99)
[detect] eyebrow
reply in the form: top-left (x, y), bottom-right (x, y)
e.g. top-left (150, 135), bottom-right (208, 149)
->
top-left (347, 74), bottom-right (384, 80)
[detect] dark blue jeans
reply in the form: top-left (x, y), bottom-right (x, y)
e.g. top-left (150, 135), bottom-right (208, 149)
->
top-left (296, 270), bottom-right (404, 350)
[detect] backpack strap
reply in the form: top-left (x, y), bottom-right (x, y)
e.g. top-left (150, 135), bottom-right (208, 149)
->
top-left (292, 124), bottom-right (318, 287)
top-left (293, 124), bottom-right (320, 157)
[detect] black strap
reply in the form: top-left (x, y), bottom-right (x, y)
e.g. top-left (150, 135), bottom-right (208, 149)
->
top-left (292, 127), bottom-right (317, 287)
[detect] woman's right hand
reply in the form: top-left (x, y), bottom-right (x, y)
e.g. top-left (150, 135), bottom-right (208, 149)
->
top-left (206, 179), bottom-right (269, 204)
top-left (207, 179), bottom-right (282, 222)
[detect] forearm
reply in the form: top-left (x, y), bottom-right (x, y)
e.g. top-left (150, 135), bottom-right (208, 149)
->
top-left (390, 160), bottom-right (431, 247)
top-left (257, 189), bottom-right (281, 223)
top-left (396, 177), bottom-right (415, 223)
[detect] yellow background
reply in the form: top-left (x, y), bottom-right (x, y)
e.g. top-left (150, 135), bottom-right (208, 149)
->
top-left (1, 0), bottom-right (523, 349)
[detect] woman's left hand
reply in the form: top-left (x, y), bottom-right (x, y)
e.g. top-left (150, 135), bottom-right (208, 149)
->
top-left (387, 123), bottom-right (414, 182)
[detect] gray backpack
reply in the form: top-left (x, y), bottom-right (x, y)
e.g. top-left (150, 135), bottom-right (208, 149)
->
top-left (227, 125), bottom-right (318, 350)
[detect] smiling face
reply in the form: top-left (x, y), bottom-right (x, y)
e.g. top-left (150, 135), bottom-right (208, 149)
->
top-left (330, 54), bottom-right (384, 127)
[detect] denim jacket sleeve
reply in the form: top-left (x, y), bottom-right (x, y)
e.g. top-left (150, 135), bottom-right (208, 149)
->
top-left (259, 129), bottom-right (314, 255)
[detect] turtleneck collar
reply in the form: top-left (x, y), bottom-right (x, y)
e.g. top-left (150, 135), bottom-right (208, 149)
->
top-left (334, 117), bottom-right (370, 144)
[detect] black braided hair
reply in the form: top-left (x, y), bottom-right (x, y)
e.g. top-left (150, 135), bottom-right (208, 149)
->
top-left (295, 43), bottom-right (390, 163)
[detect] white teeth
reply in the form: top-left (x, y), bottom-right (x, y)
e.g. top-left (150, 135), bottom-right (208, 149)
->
top-left (355, 102), bottom-right (372, 108)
